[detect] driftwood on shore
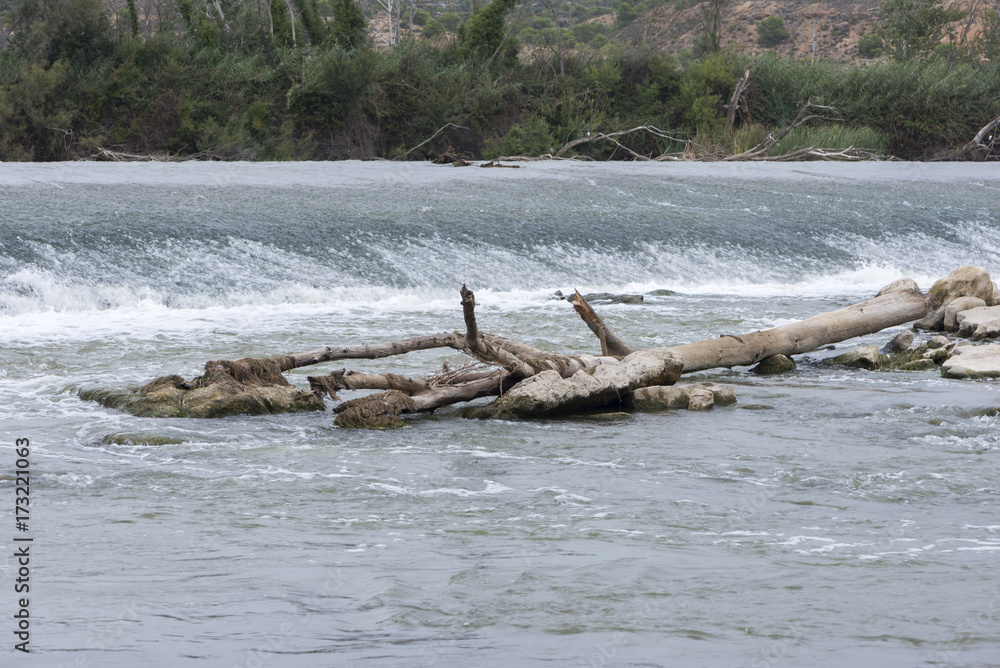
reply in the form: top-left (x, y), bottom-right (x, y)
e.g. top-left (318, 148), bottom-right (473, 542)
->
top-left (80, 280), bottom-right (942, 428)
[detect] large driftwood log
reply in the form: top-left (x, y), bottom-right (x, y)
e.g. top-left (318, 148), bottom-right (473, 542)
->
top-left (666, 289), bottom-right (932, 372)
top-left (567, 288), bottom-right (932, 373)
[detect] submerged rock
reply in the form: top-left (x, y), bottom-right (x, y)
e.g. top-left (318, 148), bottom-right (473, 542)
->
top-left (581, 292), bottom-right (644, 305)
top-left (552, 291), bottom-right (644, 304)
top-left (941, 344), bottom-right (1000, 379)
top-left (631, 381), bottom-right (736, 411)
top-left (751, 354), bottom-right (797, 375)
top-left (101, 432), bottom-right (188, 446)
top-left (928, 265), bottom-right (995, 309)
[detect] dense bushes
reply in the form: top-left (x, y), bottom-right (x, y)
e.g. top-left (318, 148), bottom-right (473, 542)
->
top-left (0, 5), bottom-right (997, 162)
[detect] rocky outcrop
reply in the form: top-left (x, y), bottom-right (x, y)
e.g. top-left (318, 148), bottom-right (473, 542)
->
top-left (956, 306), bottom-right (1000, 340)
top-left (79, 361), bottom-right (326, 418)
top-left (941, 344), bottom-right (1000, 379)
top-left (928, 265), bottom-right (995, 309)
top-left (944, 297), bottom-right (988, 331)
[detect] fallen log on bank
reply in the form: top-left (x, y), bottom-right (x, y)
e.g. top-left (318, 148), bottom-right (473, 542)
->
top-left (79, 280), bottom-right (937, 427)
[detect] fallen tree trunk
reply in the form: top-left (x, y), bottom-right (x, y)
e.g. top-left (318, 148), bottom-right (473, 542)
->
top-left (665, 289), bottom-right (933, 373)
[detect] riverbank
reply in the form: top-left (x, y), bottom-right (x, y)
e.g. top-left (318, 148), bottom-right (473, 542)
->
top-left (2, 39), bottom-right (998, 163)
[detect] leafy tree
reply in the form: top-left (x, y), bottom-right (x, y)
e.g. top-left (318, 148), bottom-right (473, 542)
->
top-left (292, 0), bottom-right (327, 45)
top-left (876, 0), bottom-right (965, 60)
top-left (573, 21), bottom-right (605, 43)
top-left (421, 17), bottom-right (444, 38)
top-left (983, 5), bottom-right (1000, 62)
top-left (857, 32), bottom-right (884, 57)
top-left (12, 0), bottom-right (113, 66)
top-left (615, 2), bottom-right (637, 26)
top-left (412, 9), bottom-right (431, 25)
top-left (756, 15), bottom-right (789, 47)
top-left (331, 0), bottom-right (367, 50)
top-left (677, 50), bottom-right (738, 131)
top-left (460, 0), bottom-right (520, 63)
top-left (440, 12), bottom-right (462, 31)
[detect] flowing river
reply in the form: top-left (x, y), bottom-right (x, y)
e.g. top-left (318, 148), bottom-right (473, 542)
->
top-left (1, 161), bottom-right (999, 667)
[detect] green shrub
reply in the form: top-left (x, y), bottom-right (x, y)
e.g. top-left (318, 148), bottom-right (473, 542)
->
top-left (857, 33), bottom-right (884, 58)
top-left (412, 9), bottom-right (431, 26)
top-left (757, 16), bottom-right (790, 47)
top-left (483, 112), bottom-right (555, 158)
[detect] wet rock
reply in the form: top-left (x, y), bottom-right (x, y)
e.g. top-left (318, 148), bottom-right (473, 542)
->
top-left (956, 306), bottom-right (1000, 340)
top-left (101, 432), bottom-right (188, 446)
top-left (79, 363), bottom-right (326, 418)
top-left (334, 391), bottom-right (412, 429)
top-left (739, 403), bottom-right (774, 410)
top-left (647, 289), bottom-right (678, 297)
top-left (631, 381), bottom-right (736, 411)
top-left (928, 265), bottom-right (995, 309)
top-left (876, 278), bottom-right (920, 297)
top-left (700, 382), bottom-right (737, 406)
top-left (913, 307), bottom-right (946, 331)
top-left (926, 335), bottom-right (951, 349)
top-left (751, 354), bottom-right (797, 375)
top-left (686, 386), bottom-right (715, 411)
top-left (944, 297), bottom-right (987, 331)
top-left (824, 345), bottom-right (884, 370)
top-left (580, 292), bottom-right (644, 305)
top-left (941, 344), bottom-right (1000, 379)
top-left (881, 330), bottom-right (914, 354)
top-left (632, 385), bottom-right (690, 409)
top-left (922, 346), bottom-right (952, 363)
top-left (573, 412), bottom-right (633, 422)
top-left (552, 291), bottom-right (644, 304)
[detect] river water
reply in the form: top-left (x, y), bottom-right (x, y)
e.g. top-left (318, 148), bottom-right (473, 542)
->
top-left (1, 161), bottom-right (999, 667)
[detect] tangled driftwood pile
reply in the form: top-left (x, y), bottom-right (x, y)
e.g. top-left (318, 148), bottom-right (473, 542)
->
top-left (80, 275), bottom-right (966, 428)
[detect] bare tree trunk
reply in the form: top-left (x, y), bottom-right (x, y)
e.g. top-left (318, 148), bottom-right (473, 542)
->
top-left (666, 289), bottom-right (932, 373)
top-left (283, 0), bottom-right (297, 46)
top-left (725, 65), bottom-right (752, 131)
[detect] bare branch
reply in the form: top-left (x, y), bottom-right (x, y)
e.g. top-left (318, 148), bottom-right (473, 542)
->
top-left (572, 290), bottom-right (636, 358)
top-left (397, 123), bottom-right (470, 159)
